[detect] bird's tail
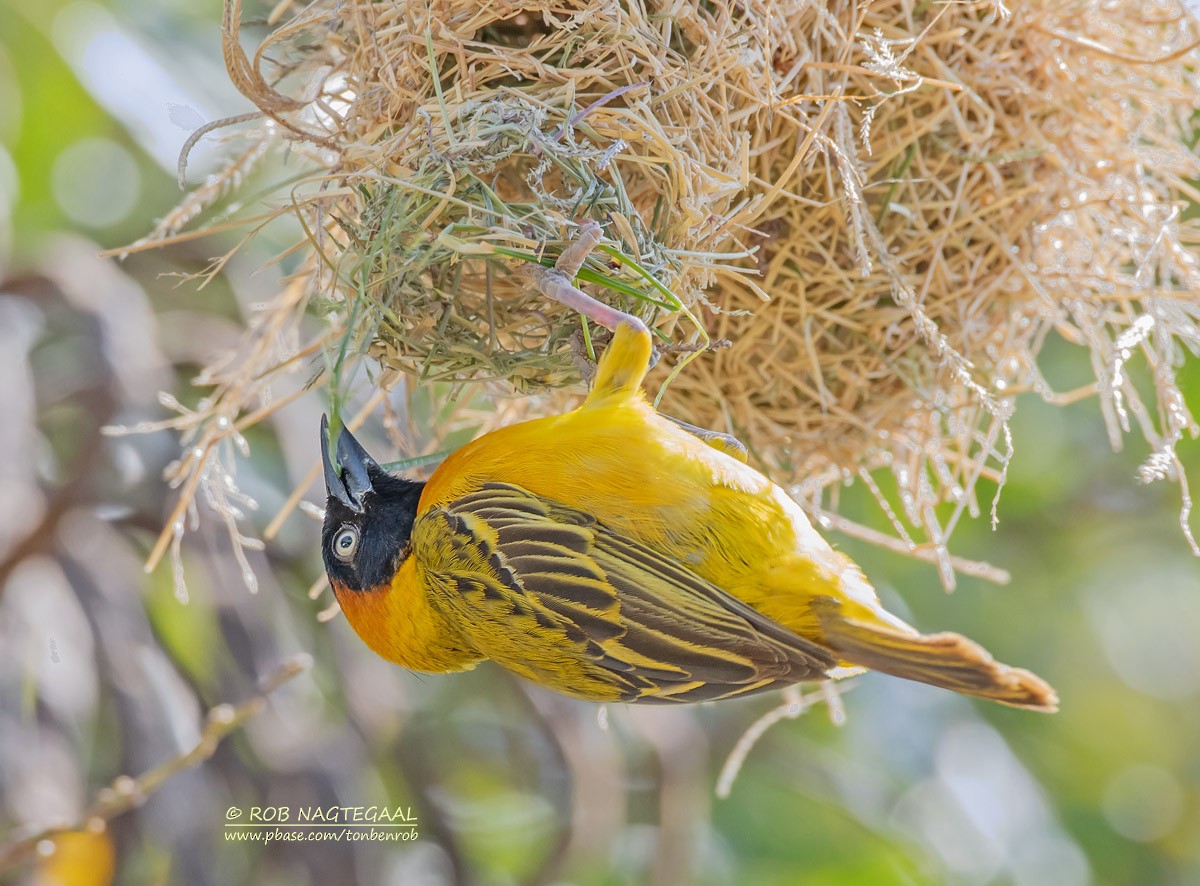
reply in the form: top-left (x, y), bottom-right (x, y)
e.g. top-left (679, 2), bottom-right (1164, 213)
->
top-left (812, 598), bottom-right (1058, 711)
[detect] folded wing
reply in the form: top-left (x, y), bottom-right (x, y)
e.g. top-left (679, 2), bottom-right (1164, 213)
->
top-left (413, 483), bottom-right (836, 703)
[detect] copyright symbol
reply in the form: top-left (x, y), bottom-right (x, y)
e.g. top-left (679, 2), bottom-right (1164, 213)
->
top-left (226, 807), bottom-right (243, 820)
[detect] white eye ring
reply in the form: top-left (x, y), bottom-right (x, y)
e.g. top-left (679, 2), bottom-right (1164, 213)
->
top-left (333, 525), bottom-right (360, 562)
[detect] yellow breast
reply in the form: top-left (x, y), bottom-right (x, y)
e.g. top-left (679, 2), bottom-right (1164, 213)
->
top-left (332, 559), bottom-right (483, 673)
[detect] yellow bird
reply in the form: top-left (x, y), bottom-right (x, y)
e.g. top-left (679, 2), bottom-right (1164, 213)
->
top-left (320, 223), bottom-right (1056, 711)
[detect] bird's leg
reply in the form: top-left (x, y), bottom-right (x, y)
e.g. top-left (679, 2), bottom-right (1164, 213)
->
top-left (536, 225), bottom-right (747, 446)
top-left (661, 414), bottom-right (749, 463)
top-left (534, 221), bottom-right (657, 396)
top-left (532, 221), bottom-right (648, 336)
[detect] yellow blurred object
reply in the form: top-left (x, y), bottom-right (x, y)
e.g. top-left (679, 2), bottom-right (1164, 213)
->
top-left (32, 829), bottom-right (115, 886)
top-left (319, 225), bottom-right (1057, 711)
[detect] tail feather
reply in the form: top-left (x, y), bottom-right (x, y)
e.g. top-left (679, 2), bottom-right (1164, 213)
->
top-left (813, 599), bottom-right (1058, 712)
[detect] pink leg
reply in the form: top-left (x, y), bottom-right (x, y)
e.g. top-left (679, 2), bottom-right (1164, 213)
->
top-left (532, 221), bottom-right (648, 335)
top-left (536, 223), bottom-right (746, 456)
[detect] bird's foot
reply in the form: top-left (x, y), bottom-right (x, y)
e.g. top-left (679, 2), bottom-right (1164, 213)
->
top-left (532, 220), bottom-right (648, 336)
top-left (662, 414), bottom-right (749, 463)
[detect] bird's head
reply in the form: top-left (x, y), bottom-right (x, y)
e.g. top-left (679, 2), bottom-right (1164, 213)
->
top-left (320, 416), bottom-right (425, 595)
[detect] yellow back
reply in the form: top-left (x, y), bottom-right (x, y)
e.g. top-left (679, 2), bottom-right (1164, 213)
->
top-left (419, 324), bottom-right (839, 600)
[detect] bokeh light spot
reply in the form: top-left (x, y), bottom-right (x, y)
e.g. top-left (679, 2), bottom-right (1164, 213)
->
top-left (1102, 764), bottom-right (1184, 843)
top-left (51, 136), bottom-right (140, 228)
top-left (1085, 562), bottom-right (1200, 701)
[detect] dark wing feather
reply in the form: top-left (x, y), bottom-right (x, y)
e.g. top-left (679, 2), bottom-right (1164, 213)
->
top-left (412, 483), bottom-right (835, 703)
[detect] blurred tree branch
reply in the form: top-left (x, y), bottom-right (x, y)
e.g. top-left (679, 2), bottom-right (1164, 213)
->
top-left (0, 274), bottom-right (117, 598)
top-left (0, 655), bottom-right (312, 874)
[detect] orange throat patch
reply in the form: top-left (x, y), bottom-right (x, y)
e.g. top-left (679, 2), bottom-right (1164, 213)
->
top-left (329, 561), bottom-right (481, 674)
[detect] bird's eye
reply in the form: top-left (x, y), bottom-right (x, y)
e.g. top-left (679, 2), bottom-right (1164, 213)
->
top-left (333, 525), bottom-right (360, 562)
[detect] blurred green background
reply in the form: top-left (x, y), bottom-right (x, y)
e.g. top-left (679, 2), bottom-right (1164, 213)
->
top-left (0, 1), bottom-right (1198, 885)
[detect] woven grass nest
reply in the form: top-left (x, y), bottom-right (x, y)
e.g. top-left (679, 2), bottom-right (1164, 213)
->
top-left (130, 0), bottom-right (1200, 589)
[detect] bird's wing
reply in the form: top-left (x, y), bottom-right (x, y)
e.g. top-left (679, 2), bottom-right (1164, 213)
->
top-left (412, 482), bottom-right (836, 703)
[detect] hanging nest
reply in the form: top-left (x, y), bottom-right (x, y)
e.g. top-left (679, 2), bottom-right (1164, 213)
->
top-left (124, 0), bottom-right (1200, 589)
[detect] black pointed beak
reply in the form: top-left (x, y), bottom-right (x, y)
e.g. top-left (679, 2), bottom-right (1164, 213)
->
top-left (321, 415), bottom-right (379, 513)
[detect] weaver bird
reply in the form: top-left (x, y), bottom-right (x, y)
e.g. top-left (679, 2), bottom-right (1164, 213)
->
top-left (320, 223), bottom-right (1056, 711)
